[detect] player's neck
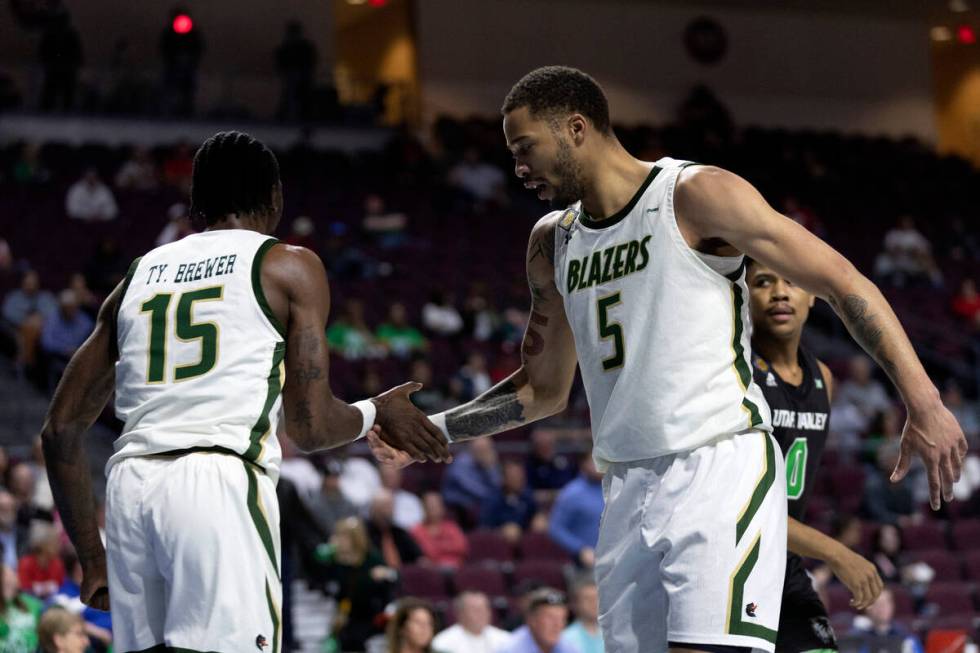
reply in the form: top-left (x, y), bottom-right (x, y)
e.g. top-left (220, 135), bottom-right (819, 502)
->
top-left (579, 144), bottom-right (650, 220)
top-left (753, 335), bottom-right (801, 376)
top-left (207, 213), bottom-right (270, 234)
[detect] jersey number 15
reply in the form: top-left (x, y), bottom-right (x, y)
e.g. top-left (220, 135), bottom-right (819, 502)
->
top-left (140, 287), bottom-right (223, 384)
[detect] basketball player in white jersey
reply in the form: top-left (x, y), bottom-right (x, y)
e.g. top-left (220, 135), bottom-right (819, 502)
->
top-left (40, 131), bottom-right (450, 653)
top-left (370, 67), bottom-right (967, 653)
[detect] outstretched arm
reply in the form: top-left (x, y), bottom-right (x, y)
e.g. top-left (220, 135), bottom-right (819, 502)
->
top-left (435, 216), bottom-right (578, 443)
top-left (41, 282), bottom-right (124, 610)
top-left (263, 244), bottom-right (449, 462)
top-left (675, 166), bottom-right (967, 509)
top-left (788, 517), bottom-right (882, 610)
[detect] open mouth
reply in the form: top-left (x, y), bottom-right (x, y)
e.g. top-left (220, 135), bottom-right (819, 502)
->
top-left (524, 179), bottom-right (549, 198)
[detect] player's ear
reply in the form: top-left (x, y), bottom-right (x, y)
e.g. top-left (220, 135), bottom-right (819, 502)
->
top-left (568, 114), bottom-right (587, 146)
top-left (807, 294), bottom-right (815, 308)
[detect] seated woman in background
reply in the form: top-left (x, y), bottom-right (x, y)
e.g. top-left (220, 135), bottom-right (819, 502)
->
top-left (385, 598), bottom-right (443, 653)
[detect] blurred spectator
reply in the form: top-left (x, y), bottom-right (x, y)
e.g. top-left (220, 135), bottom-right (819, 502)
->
top-left (283, 215), bottom-right (317, 250)
top-left (28, 438), bottom-right (53, 513)
top-left (410, 492), bottom-right (468, 570)
top-left (323, 222), bottom-right (381, 281)
top-left (65, 274), bottom-right (97, 320)
top-left (2, 270), bottom-right (57, 370)
top-left (952, 277), bottom-right (980, 325)
top-left (496, 588), bottom-right (575, 653)
top-left (433, 591), bottom-right (512, 653)
top-left (870, 524), bottom-right (909, 585)
top-left (12, 143), bottom-right (50, 185)
top-left (275, 21), bottom-right (316, 122)
top-left (0, 491), bottom-right (27, 570)
top-left (366, 490), bottom-right (422, 569)
top-left (37, 608), bottom-right (88, 653)
top-left (462, 285), bottom-right (500, 342)
top-left (65, 169), bottom-right (118, 222)
top-left (319, 517), bottom-right (395, 652)
top-left (525, 430), bottom-right (576, 497)
top-left (943, 379), bottom-right (979, 448)
top-left (47, 550), bottom-right (113, 649)
top-left (378, 465), bottom-right (424, 531)
top-left (38, 10), bottom-right (83, 112)
top-left (0, 565), bottom-right (42, 652)
top-left (848, 588), bottom-right (923, 653)
top-left (305, 458), bottom-right (357, 537)
top-left (442, 438), bottom-right (502, 529)
top-left (155, 203), bottom-right (195, 247)
top-left (160, 9), bottom-right (204, 116)
top-left (361, 194), bottom-right (408, 249)
top-left (338, 456), bottom-right (382, 510)
top-left (18, 524), bottom-right (64, 599)
top-left (455, 352), bottom-right (492, 401)
top-left (9, 462), bottom-right (51, 527)
top-left (549, 452), bottom-right (603, 568)
top-left (782, 195), bottom-right (825, 238)
top-left (422, 291), bottom-right (463, 337)
top-left (40, 290), bottom-right (93, 388)
top-left (448, 147), bottom-right (508, 211)
top-left (833, 356), bottom-right (892, 439)
top-left (376, 303), bottom-right (428, 359)
top-left (874, 216), bottom-right (940, 288)
top-left (408, 359), bottom-right (450, 414)
top-left (481, 459), bottom-right (544, 544)
top-left (0, 238), bottom-right (11, 275)
top-left (385, 598), bottom-right (440, 653)
top-left (84, 238), bottom-right (128, 295)
top-left (863, 442), bottom-right (918, 528)
top-left (114, 146), bottom-right (159, 190)
top-left (326, 299), bottom-right (383, 361)
top-left (162, 142), bottom-right (194, 192)
top-left (560, 578), bottom-right (603, 653)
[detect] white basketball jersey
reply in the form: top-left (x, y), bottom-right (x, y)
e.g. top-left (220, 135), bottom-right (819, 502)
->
top-left (110, 230), bottom-right (285, 479)
top-left (553, 158), bottom-right (772, 470)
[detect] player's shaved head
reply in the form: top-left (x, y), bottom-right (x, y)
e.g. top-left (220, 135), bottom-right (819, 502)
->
top-left (503, 66), bottom-right (611, 135)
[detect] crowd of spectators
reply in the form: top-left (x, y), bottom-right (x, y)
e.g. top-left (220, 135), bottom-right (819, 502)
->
top-left (1, 89), bottom-right (980, 651)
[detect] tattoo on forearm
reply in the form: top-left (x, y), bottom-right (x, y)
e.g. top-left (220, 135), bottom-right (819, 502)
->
top-left (830, 294), bottom-right (896, 376)
top-left (523, 311), bottom-right (549, 357)
top-left (445, 380), bottom-right (525, 440)
top-left (292, 328), bottom-right (324, 382)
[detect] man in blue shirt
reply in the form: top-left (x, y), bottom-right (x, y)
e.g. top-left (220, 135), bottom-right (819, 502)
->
top-left (495, 588), bottom-right (579, 653)
top-left (560, 578), bottom-right (603, 653)
top-left (442, 437), bottom-right (501, 528)
top-left (481, 459), bottom-right (539, 540)
top-left (548, 452), bottom-right (603, 567)
top-left (40, 290), bottom-right (93, 389)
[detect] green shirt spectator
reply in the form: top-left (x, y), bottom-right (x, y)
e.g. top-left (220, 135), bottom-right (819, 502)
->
top-left (376, 303), bottom-right (427, 358)
top-left (0, 592), bottom-right (43, 653)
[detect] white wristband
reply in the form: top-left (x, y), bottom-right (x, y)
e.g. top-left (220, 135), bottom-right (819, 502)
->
top-left (429, 412), bottom-right (452, 444)
top-left (353, 400), bottom-right (377, 441)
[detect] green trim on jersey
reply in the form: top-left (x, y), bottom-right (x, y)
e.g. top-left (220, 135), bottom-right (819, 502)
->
top-left (265, 577), bottom-right (282, 653)
top-left (579, 166), bottom-right (661, 229)
top-left (727, 265), bottom-right (764, 428)
top-left (252, 238), bottom-right (286, 338)
top-left (726, 532), bottom-right (778, 644)
top-left (115, 256), bottom-right (143, 339)
top-left (245, 341), bottom-right (286, 462)
top-left (735, 432), bottom-right (776, 545)
top-left (244, 460), bottom-right (280, 578)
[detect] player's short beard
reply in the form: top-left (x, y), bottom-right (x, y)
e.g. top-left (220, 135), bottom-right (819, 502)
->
top-left (550, 136), bottom-right (587, 209)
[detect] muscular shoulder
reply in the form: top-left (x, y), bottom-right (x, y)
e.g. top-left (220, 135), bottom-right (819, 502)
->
top-left (527, 212), bottom-right (563, 268)
top-left (263, 243), bottom-right (326, 285)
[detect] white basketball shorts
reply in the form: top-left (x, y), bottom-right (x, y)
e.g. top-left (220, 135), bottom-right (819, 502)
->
top-left (105, 451), bottom-right (282, 653)
top-left (595, 430), bottom-right (787, 653)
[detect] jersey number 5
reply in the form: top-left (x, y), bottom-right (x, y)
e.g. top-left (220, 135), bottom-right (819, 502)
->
top-left (140, 287), bottom-right (224, 383)
top-left (597, 292), bottom-right (625, 371)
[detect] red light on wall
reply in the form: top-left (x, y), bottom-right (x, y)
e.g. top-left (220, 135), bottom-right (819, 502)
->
top-left (172, 14), bottom-right (193, 34)
top-left (368, 0), bottom-right (387, 6)
top-left (957, 25), bottom-right (976, 44)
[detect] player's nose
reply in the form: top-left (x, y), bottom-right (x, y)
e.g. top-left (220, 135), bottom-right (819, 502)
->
top-left (514, 160), bottom-right (529, 177)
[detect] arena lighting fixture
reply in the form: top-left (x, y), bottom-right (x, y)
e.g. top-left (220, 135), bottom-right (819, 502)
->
top-left (932, 26), bottom-right (953, 41)
top-left (950, 0), bottom-right (970, 12)
top-left (172, 13), bottom-right (193, 34)
top-left (957, 24), bottom-right (976, 43)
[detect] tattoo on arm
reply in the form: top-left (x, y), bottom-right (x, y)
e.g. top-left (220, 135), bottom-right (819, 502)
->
top-left (830, 294), bottom-right (896, 376)
top-left (445, 379), bottom-right (526, 441)
top-left (528, 232), bottom-right (556, 266)
top-left (523, 311), bottom-right (549, 357)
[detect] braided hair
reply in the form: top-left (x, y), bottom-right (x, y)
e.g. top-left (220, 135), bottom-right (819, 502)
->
top-left (189, 131), bottom-right (280, 226)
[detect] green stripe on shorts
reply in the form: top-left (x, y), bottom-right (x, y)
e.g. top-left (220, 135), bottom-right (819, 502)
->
top-left (735, 432), bottom-right (776, 545)
top-left (727, 532), bottom-right (778, 644)
top-left (244, 460), bottom-right (280, 579)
